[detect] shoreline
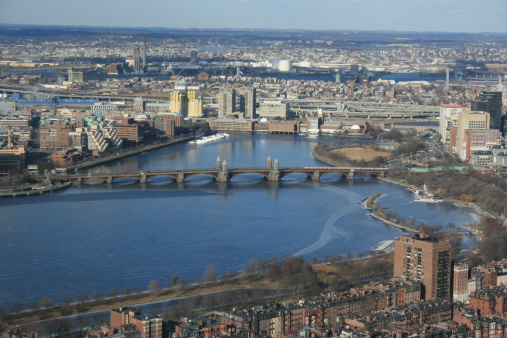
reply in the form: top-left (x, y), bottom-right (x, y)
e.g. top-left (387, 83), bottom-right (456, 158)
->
top-left (66, 136), bottom-right (194, 172)
top-left (0, 181), bottom-right (71, 198)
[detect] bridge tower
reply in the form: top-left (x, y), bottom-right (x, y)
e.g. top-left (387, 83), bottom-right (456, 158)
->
top-left (266, 156), bottom-right (272, 169)
top-left (268, 159), bottom-right (280, 182)
top-left (217, 160), bottom-right (231, 183)
top-left (216, 156), bottom-right (221, 169)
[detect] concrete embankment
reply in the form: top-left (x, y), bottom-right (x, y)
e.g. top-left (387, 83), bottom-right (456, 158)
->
top-left (0, 181), bottom-right (72, 198)
top-left (67, 137), bottom-right (194, 172)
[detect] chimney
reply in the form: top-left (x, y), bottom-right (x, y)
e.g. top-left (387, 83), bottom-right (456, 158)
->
top-left (7, 128), bottom-right (12, 148)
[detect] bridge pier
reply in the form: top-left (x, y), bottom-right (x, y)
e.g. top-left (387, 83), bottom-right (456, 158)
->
top-left (312, 170), bottom-right (321, 181)
top-left (106, 175), bottom-right (113, 184)
top-left (378, 171), bottom-right (385, 178)
top-left (217, 171), bottom-right (231, 183)
top-left (76, 176), bottom-right (82, 185)
top-left (140, 173), bottom-right (147, 184)
top-left (268, 169), bottom-right (280, 181)
top-left (347, 170), bottom-right (355, 180)
top-left (177, 173), bottom-right (185, 183)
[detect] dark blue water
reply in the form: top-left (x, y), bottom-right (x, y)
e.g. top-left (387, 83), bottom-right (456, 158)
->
top-left (0, 133), bottom-right (481, 307)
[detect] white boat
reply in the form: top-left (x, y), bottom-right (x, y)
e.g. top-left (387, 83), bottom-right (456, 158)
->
top-left (189, 134), bottom-right (228, 145)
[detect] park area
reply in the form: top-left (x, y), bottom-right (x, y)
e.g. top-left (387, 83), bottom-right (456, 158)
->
top-left (329, 146), bottom-right (391, 162)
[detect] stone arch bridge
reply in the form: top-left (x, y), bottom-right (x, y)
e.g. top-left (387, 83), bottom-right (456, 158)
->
top-left (61, 157), bottom-right (392, 185)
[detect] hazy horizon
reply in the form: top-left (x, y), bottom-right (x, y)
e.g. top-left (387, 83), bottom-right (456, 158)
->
top-left (0, 0), bottom-right (506, 34)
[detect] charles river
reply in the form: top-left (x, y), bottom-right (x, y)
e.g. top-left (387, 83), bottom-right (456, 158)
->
top-left (0, 133), bottom-right (481, 307)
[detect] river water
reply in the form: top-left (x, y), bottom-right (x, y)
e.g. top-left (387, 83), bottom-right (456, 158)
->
top-left (0, 133), bottom-right (481, 307)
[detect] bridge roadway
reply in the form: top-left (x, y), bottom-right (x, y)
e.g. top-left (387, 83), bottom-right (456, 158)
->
top-left (61, 165), bottom-right (391, 184)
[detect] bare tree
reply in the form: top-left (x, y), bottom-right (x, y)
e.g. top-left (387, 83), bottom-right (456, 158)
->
top-left (11, 301), bottom-right (23, 313)
top-left (148, 280), bottom-right (161, 296)
top-left (108, 288), bottom-right (118, 299)
top-left (203, 293), bottom-right (217, 310)
top-left (91, 290), bottom-right (103, 301)
top-left (40, 297), bottom-right (54, 309)
top-left (61, 295), bottom-right (73, 307)
top-left (78, 293), bottom-right (88, 304)
top-left (171, 275), bottom-right (180, 287)
top-left (28, 301), bottom-right (39, 313)
top-left (123, 285), bottom-right (133, 297)
top-left (56, 318), bottom-right (74, 337)
top-left (244, 258), bottom-right (259, 276)
top-left (76, 316), bottom-right (89, 329)
top-left (204, 265), bottom-right (217, 282)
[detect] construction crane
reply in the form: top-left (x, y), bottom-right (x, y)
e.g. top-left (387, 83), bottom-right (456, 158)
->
top-left (171, 57), bottom-right (197, 90)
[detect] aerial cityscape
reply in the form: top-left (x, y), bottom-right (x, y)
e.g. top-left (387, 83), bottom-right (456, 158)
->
top-left (0, 0), bottom-right (507, 337)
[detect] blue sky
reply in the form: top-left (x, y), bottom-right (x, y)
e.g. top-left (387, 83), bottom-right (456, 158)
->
top-left (0, 0), bottom-right (506, 33)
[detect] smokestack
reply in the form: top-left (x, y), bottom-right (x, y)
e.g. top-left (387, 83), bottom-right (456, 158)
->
top-left (142, 36), bottom-right (147, 69)
top-left (8, 128), bottom-right (12, 148)
top-left (445, 68), bottom-right (450, 91)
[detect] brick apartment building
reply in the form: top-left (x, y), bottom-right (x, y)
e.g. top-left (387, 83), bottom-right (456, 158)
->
top-left (112, 119), bottom-right (146, 145)
top-left (394, 234), bottom-right (452, 301)
top-left (110, 307), bottom-right (162, 338)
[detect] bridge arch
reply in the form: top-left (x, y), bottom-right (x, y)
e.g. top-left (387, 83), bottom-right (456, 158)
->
top-left (183, 172), bottom-right (220, 182)
top-left (146, 174), bottom-right (177, 182)
top-left (319, 172), bottom-right (345, 179)
top-left (111, 176), bottom-right (140, 182)
top-left (230, 172), bottom-right (269, 180)
top-left (280, 171), bottom-right (314, 180)
top-left (81, 177), bottom-right (108, 184)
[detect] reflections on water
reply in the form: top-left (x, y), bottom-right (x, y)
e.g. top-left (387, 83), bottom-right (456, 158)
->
top-left (0, 133), bottom-right (482, 307)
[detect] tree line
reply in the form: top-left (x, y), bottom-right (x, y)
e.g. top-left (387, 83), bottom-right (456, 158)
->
top-left (314, 129), bottom-right (425, 167)
top-left (391, 170), bottom-right (507, 216)
top-left (0, 251), bottom-right (396, 329)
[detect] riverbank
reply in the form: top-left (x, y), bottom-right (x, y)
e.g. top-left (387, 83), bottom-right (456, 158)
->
top-left (364, 193), bottom-right (384, 210)
top-left (1, 279), bottom-right (266, 329)
top-left (66, 137), bottom-right (194, 172)
top-left (312, 152), bottom-right (350, 167)
top-left (362, 192), bottom-right (417, 232)
top-left (0, 181), bottom-right (71, 198)
top-left (1, 253), bottom-right (393, 330)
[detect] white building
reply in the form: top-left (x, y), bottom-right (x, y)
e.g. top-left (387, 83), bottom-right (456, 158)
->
top-left (439, 105), bottom-right (462, 146)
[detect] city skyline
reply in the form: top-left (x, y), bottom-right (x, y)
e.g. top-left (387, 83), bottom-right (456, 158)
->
top-left (0, 0), bottom-right (506, 34)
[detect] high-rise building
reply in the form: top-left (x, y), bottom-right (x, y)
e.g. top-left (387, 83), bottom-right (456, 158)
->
top-left (335, 69), bottom-right (342, 83)
top-left (393, 234), bottom-right (451, 301)
top-left (455, 111), bottom-right (491, 160)
top-left (134, 97), bottom-right (144, 113)
top-left (142, 36), bottom-right (147, 69)
top-left (238, 88), bottom-right (256, 119)
top-left (133, 48), bottom-right (141, 73)
top-left (171, 91), bottom-right (187, 116)
top-left (187, 90), bottom-right (203, 118)
top-left (453, 263), bottom-right (469, 304)
top-left (471, 91), bottom-right (503, 135)
top-left (218, 88), bottom-right (236, 118)
top-left (438, 105), bottom-right (462, 148)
